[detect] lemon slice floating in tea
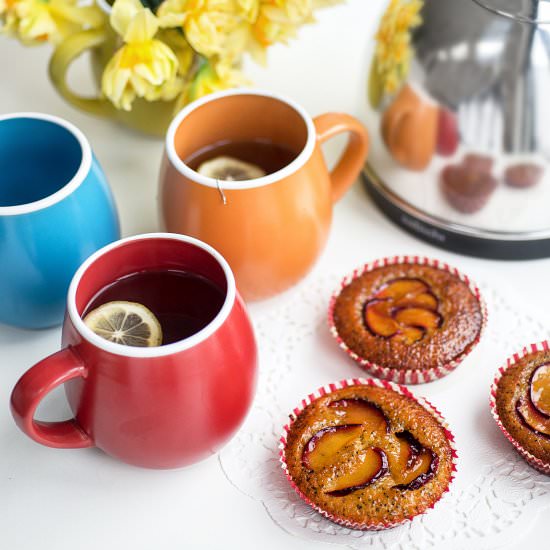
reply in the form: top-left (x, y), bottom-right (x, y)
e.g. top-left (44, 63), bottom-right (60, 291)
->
top-left (83, 301), bottom-right (162, 347)
top-left (197, 156), bottom-right (266, 181)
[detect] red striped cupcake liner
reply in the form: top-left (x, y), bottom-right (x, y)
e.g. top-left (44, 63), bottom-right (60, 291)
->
top-left (278, 377), bottom-right (458, 531)
top-left (490, 342), bottom-right (550, 475)
top-left (328, 255), bottom-right (488, 384)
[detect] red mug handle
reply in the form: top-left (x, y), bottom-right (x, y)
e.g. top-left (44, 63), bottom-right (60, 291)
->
top-left (10, 348), bottom-right (93, 448)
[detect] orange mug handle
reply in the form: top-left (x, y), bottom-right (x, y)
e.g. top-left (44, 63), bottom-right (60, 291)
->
top-left (313, 113), bottom-right (370, 203)
top-left (10, 347), bottom-right (93, 448)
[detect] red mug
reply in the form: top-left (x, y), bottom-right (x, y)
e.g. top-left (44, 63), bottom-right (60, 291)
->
top-left (10, 233), bottom-right (258, 469)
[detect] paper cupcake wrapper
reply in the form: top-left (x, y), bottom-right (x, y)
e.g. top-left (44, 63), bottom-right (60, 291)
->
top-left (279, 377), bottom-right (458, 531)
top-left (490, 342), bottom-right (550, 475)
top-left (328, 255), bottom-right (488, 384)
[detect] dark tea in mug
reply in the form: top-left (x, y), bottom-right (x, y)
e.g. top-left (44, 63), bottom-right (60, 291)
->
top-left (185, 138), bottom-right (297, 177)
top-left (84, 270), bottom-right (225, 345)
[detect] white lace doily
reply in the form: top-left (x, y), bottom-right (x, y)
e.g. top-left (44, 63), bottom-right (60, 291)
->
top-left (219, 273), bottom-right (550, 549)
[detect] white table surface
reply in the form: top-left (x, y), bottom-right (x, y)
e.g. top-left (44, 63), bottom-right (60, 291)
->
top-left (0, 1), bottom-right (548, 548)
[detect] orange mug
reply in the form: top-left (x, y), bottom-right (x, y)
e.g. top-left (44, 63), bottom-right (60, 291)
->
top-left (159, 89), bottom-right (369, 300)
top-left (381, 84), bottom-right (438, 171)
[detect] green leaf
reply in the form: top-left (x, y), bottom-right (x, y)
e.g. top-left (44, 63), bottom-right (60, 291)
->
top-left (139, 0), bottom-right (165, 13)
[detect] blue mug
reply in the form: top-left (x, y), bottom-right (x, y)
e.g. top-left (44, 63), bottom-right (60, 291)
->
top-left (0, 113), bottom-right (120, 329)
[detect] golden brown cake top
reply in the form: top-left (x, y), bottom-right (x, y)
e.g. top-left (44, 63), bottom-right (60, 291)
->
top-left (283, 384), bottom-right (454, 528)
top-left (332, 264), bottom-right (483, 372)
top-left (495, 350), bottom-right (550, 465)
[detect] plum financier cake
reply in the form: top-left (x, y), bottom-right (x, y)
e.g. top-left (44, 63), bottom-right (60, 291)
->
top-left (491, 343), bottom-right (550, 474)
top-left (280, 380), bottom-right (456, 530)
top-left (329, 257), bottom-right (486, 383)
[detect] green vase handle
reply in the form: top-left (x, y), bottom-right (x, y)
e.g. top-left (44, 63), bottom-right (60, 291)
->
top-left (48, 29), bottom-right (115, 118)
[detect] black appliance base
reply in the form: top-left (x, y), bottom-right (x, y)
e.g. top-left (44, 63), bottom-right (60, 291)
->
top-left (362, 167), bottom-right (550, 260)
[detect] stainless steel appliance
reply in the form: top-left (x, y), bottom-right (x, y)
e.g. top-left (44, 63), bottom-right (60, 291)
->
top-left (364, 0), bottom-right (550, 258)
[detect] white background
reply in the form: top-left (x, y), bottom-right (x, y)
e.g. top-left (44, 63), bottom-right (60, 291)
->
top-left (0, 1), bottom-right (548, 548)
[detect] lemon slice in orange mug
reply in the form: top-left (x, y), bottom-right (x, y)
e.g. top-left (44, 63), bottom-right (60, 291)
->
top-left (197, 156), bottom-right (266, 181)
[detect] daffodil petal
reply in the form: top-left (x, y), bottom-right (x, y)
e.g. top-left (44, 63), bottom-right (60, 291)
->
top-left (124, 7), bottom-right (158, 43)
top-left (110, 0), bottom-right (142, 38)
top-left (101, 31), bottom-right (182, 111)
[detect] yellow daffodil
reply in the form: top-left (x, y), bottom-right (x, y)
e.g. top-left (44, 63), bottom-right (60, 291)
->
top-left (3, 0), bottom-right (345, 114)
top-left (101, 0), bottom-right (183, 111)
top-left (157, 27), bottom-right (195, 77)
top-left (158, 0), bottom-right (342, 66)
top-left (266, 0), bottom-right (313, 23)
top-left (158, 0), bottom-right (240, 58)
top-left (240, 1), bottom-right (319, 63)
top-left (373, 0), bottom-right (423, 99)
top-left (0, 0), bottom-right (103, 45)
top-left (236, 0), bottom-right (259, 23)
top-left (236, 0), bottom-right (313, 24)
top-left (177, 58), bottom-right (247, 108)
top-left (252, 8), bottom-right (298, 46)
